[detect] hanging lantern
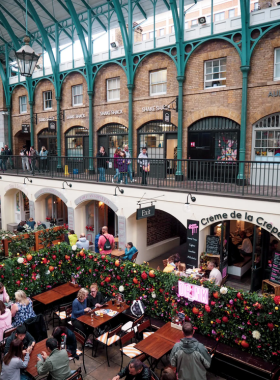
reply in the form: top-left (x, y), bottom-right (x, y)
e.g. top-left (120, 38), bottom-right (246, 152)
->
top-left (15, 36), bottom-right (40, 77)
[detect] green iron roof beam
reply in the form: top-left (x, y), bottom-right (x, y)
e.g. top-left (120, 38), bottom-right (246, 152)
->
top-left (0, 8), bottom-right (20, 49)
top-left (0, 4), bottom-right (45, 49)
top-left (33, 0), bottom-right (72, 40)
top-left (162, 0), bottom-right (170, 11)
top-left (80, 0), bottom-right (107, 32)
top-left (13, 0), bottom-right (56, 43)
top-left (136, 2), bottom-right (147, 19)
top-left (64, 0), bottom-right (89, 62)
top-left (55, 0), bottom-right (88, 36)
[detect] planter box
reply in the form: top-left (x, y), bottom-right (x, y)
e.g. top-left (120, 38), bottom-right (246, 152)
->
top-left (262, 279), bottom-right (280, 297)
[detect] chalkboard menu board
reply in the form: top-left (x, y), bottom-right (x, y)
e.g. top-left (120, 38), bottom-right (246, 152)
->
top-left (270, 252), bottom-right (280, 285)
top-left (206, 235), bottom-right (220, 254)
top-left (186, 220), bottom-right (199, 269)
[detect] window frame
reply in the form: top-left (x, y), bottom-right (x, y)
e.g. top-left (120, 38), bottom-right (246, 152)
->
top-left (274, 48), bottom-right (280, 81)
top-left (159, 28), bottom-right (165, 36)
top-left (150, 69), bottom-right (167, 97)
top-left (149, 31), bottom-right (154, 40)
top-left (214, 12), bottom-right (225, 22)
top-left (204, 58), bottom-right (227, 89)
top-left (171, 25), bottom-right (174, 33)
top-left (142, 33), bottom-right (147, 41)
top-left (19, 95), bottom-right (27, 114)
top-left (228, 9), bottom-right (235, 18)
top-left (191, 19), bottom-right (198, 26)
top-left (107, 77), bottom-right (121, 102)
top-left (43, 90), bottom-right (52, 110)
top-left (254, 2), bottom-right (259, 10)
top-left (72, 84), bottom-right (83, 106)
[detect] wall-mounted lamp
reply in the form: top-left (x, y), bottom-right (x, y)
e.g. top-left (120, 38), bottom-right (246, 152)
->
top-left (62, 181), bottom-right (72, 189)
top-left (24, 177), bottom-right (32, 184)
top-left (0, 176), bottom-right (2, 179)
top-left (184, 193), bottom-right (196, 212)
top-left (113, 186), bottom-right (124, 203)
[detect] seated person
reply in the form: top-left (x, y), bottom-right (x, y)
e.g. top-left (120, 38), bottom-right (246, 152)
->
top-left (71, 288), bottom-right (92, 346)
top-left (37, 337), bottom-right (73, 379)
top-left (163, 256), bottom-right (176, 273)
top-left (37, 221), bottom-right (46, 229)
top-left (173, 254), bottom-right (181, 271)
top-left (76, 233), bottom-right (89, 250)
top-left (1, 338), bottom-right (32, 380)
top-left (52, 326), bottom-right (78, 359)
top-left (207, 261), bottom-right (222, 286)
top-left (26, 218), bottom-right (36, 230)
top-left (268, 239), bottom-right (279, 262)
top-left (112, 359), bottom-right (151, 380)
top-left (87, 283), bottom-right (105, 309)
top-left (0, 301), bottom-right (12, 342)
top-left (11, 290), bottom-right (36, 327)
top-left (238, 231), bottom-right (253, 257)
top-left (123, 242), bottom-right (138, 261)
top-left (17, 221), bottom-right (26, 232)
top-left (161, 368), bottom-right (176, 380)
top-left (0, 282), bottom-right (10, 303)
top-left (4, 325), bottom-right (35, 355)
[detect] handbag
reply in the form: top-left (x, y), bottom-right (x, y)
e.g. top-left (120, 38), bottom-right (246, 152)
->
top-left (144, 163), bottom-right (150, 172)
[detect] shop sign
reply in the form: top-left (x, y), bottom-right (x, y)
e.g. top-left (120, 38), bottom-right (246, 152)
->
top-left (270, 252), bottom-right (280, 285)
top-left (190, 142), bottom-right (195, 147)
top-left (163, 109), bottom-right (171, 124)
top-left (48, 120), bottom-right (56, 132)
top-left (178, 280), bottom-right (209, 305)
top-left (38, 117), bottom-right (55, 122)
top-left (201, 210), bottom-right (280, 239)
top-left (186, 219), bottom-right (199, 269)
top-left (136, 205), bottom-right (155, 220)
top-left (118, 216), bottom-right (126, 250)
top-left (100, 110), bottom-right (123, 116)
top-left (22, 124), bottom-right (30, 133)
top-left (142, 105), bottom-right (167, 112)
top-left (268, 91), bottom-right (280, 97)
top-left (66, 114), bottom-right (85, 120)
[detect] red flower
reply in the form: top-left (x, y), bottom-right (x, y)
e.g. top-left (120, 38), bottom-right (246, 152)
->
top-left (257, 345), bottom-right (261, 349)
top-left (268, 323), bottom-right (274, 331)
top-left (211, 301), bottom-right (216, 306)
top-left (222, 316), bottom-right (228, 323)
top-left (216, 319), bottom-right (221, 324)
top-left (274, 296), bottom-right (280, 305)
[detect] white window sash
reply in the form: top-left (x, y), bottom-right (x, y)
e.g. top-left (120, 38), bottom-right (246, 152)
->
top-left (107, 78), bottom-right (120, 101)
top-left (20, 96), bottom-right (27, 113)
top-left (274, 48), bottom-right (280, 80)
top-left (204, 58), bottom-right (227, 89)
top-left (150, 70), bottom-right (167, 96)
top-left (72, 85), bottom-right (83, 106)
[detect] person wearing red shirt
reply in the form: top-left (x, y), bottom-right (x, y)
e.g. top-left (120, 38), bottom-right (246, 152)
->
top-left (98, 226), bottom-right (115, 255)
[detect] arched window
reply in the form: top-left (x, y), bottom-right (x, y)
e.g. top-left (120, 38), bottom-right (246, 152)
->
top-left (98, 123), bottom-right (128, 157)
top-left (138, 120), bottom-right (177, 159)
top-left (253, 113), bottom-right (280, 160)
top-left (65, 126), bottom-right (89, 157)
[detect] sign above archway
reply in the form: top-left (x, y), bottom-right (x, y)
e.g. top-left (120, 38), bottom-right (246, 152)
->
top-left (34, 188), bottom-right (68, 204)
top-left (74, 193), bottom-right (118, 212)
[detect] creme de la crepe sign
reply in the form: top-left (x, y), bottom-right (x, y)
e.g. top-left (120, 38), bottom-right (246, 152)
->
top-left (178, 280), bottom-right (209, 305)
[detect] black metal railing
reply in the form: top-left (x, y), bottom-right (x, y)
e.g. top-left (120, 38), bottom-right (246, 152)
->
top-left (1, 155), bottom-right (280, 198)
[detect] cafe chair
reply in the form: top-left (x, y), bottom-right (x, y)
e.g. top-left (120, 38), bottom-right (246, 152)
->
top-left (137, 319), bottom-right (154, 340)
top-left (119, 330), bottom-right (144, 369)
top-left (163, 259), bottom-right (168, 268)
top-left (121, 314), bottom-right (144, 334)
top-left (73, 329), bottom-right (87, 374)
top-left (53, 302), bottom-right (72, 327)
top-left (131, 251), bottom-right (138, 263)
top-left (66, 367), bottom-right (83, 380)
top-left (94, 323), bottom-right (123, 367)
top-left (151, 369), bottom-right (160, 380)
top-left (0, 326), bottom-right (17, 364)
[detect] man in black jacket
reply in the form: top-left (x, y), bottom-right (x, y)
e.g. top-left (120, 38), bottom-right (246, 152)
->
top-left (87, 283), bottom-right (105, 308)
top-left (4, 325), bottom-right (35, 354)
top-left (112, 359), bottom-right (150, 380)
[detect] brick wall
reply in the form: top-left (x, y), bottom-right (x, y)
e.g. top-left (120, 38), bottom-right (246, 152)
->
top-left (147, 210), bottom-right (186, 246)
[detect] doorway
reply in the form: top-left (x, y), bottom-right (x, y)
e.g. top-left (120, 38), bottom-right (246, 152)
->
top-left (45, 195), bottom-right (68, 226)
top-left (38, 128), bottom-right (57, 156)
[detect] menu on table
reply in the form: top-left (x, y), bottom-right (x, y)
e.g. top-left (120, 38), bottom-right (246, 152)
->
top-left (206, 235), bottom-right (220, 255)
top-left (270, 252), bottom-right (280, 285)
top-left (186, 220), bottom-right (199, 269)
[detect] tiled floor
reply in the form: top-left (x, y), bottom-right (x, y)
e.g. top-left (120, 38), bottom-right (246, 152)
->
top-left (43, 324), bottom-right (226, 380)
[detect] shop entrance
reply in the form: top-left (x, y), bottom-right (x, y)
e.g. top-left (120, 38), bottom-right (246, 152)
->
top-left (15, 191), bottom-right (30, 223)
top-left (65, 126), bottom-right (89, 174)
top-left (209, 220), bottom-right (280, 292)
top-left (188, 117), bottom-right (240, 181)
top-left (137, 120), bottom-right (177, 178)
top-left (45, 195), bottom-right (68, 226)
top-left (15, 130), bottom-right (31, 154)
top-left (38, 128), bottom-right (57, 156)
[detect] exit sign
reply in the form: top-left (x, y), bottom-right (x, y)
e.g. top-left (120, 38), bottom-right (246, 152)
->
top-left (136, 205), bottom-right (155, 220)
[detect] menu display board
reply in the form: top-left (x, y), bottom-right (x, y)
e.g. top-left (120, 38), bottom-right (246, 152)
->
top-left (270, 252), bottom-right (280, 285)
top-left (206, 235), bottom-right (220, 254)
top-left (186, 220), bottom-right (199, 269)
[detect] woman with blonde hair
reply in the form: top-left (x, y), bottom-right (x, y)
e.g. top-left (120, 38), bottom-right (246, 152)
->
top-left (11, 290), bottom-right (36, 327)
top-left (71, 288), bottom-right (92, 346)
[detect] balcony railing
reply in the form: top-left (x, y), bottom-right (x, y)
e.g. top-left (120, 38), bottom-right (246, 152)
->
top-left (2, 156), bottom-right (280, 199)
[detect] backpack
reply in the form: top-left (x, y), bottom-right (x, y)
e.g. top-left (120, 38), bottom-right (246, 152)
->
top-left (103, 235), bottom-right (111, 251)
top-left (130, 300), bottom-right (145, 318)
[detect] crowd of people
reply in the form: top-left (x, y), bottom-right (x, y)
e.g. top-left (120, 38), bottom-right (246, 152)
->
top-left (19, 145), bottom-right (49, 173)
top-left (17, 219), bottom-right (47, 232)
top-left (96, 145), bottom-right (150, 185)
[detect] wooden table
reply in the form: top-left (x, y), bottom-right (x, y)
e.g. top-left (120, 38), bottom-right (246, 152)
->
top-left (25, 338), bottom-right (48, 378)
top-left (111, 249), bottom-right (125, 258)
top-left (154, 322), bottom-right (184, 344)
top-left (32, 290), bottom-right (64, 305)
top-left (53, 283), bottom-right (81, 296)
top-left (78, 300), bottom-right (129, 329)
top-left (135, 334), bottom-right (174, 361)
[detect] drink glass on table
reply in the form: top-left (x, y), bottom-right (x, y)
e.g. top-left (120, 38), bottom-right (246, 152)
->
top-left (100, 311), bottom-right (103, 318)
top-left (112, 298), bottom-right (115, 305)
top-left (91, 312), bottom-right (94, 320)
top-left (116, 300), bottom-right (120, 309)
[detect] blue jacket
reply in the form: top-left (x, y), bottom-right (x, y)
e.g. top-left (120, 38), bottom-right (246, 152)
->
top-left (123, 246), bottom-right (138, 261)
top-left (71, 298), bottom-right (87, 320)
top-left (95, 234), bottom-right (101, 253)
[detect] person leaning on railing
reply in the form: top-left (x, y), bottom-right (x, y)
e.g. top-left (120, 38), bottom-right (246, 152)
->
top-left (138, 147), bottom-right (149, 186)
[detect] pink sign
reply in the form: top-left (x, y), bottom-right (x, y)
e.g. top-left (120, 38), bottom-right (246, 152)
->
top-left (188, 223), bottom-right (198, 235)
top-left (178, 280), bottom-right (209, 305)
